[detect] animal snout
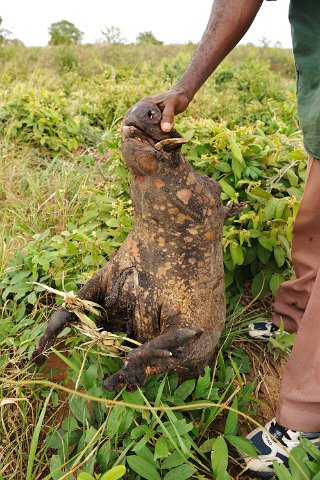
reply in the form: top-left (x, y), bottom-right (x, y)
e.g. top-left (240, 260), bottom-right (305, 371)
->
top-left (125, 100), bottom-right (162, 129)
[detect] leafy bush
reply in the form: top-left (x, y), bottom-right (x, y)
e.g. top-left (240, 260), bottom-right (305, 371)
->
top-left (0, 89), bottom-right (82, 152)
top-left (178, 119), bottom-right (306, 299)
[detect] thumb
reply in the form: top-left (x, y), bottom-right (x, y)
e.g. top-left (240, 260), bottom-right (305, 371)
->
top-left (161, 102), bottom-right (175, 132)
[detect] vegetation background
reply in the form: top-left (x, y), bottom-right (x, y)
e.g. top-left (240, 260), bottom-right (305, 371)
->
top-left (0, 27), bottom-right (319, 480)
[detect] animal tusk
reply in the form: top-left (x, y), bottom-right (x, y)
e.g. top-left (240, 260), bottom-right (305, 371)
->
top-left (154, 138), bottom-right (188, 150)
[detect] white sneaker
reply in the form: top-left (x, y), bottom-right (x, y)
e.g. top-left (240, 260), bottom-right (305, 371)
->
top-left (248, 321), bottom-right (282, 340)
top-left (245, 418), bottom-right (320, 478)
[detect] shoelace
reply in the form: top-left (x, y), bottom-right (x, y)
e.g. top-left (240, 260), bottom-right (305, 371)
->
top-left (270, 323), bottom-right (280, 333)
top-left (268, 421), bottom-right (293, 445)
top-left (269, 421), bottom-right (320, 447)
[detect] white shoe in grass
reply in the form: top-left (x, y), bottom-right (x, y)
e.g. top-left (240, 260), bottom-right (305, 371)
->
top-left (248, 321), bottom-right (284, 340)
top-left (245, 418), bottom-right (320, 478)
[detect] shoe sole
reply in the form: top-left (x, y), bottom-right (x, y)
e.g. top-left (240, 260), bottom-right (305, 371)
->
top-left (247, 469), bottom-right (275, 479)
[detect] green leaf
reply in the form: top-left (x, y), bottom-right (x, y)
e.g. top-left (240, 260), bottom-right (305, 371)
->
top-left (106, 218), bottom-right (119, 228)
top-left (69, 396), bottom-right (91, 424)
top-left (248, 229), bottom-right (261, 238)
top-left (248, 186), bottom-right (272, 200)
top-left (300, 437), bottom-right (320, 461)
top-left (200, 438), bottom-right (215, 453)
top-left (225, 435), bottom-right (258, 458)
top-left (126, 455), bottom-right (161, 480)
top-left (122, 389), bottom-right (145, 406)
top-left (27, 291), bottom-right (37, 305)
top-left (288, 445), bottom-right (310, 479)
top-left (232, 155), bottom-right (245, 179)
top-left (154, 436), bottom-right (169, 460)
top-left (96, 441), bottom-right (111, 471)
top-left (274, 245), bottom-right (286, 267)
top-left (216, 162), bottom-right (231, 173)
top-left (49, 454), bottom-right (64, 480)
top-left (100, 465), bottom-right (126, 480)
top-left (270, 273), bottom-right (284, 295)
top-left (286, 168), bottom-right (299, 187)
top-left (224, 398), bottom-right (238, 435)
top-left (279, 234), bottom-right (291, 256)
top-left (251, 270), bottom-right (271, 298)
top-left (163, 464), bottom-right (197, 480)
top-left (272, 462), bottom-right (294, 480)
top-left (82, 364), bottom-right (98, 390)
top-left (258, 235), bottom-right (274, 252)
top-left (77, 473), bottom-right (95, 480)
top-left (183, 129), bottom-right (195, 140)
top-left (219, 179), bottom-right (236, 199)
top-left (10, 270), bottom-right (31, 284)
top-left (264, 198), bottom-right (278, 220)
top-left (195, 366), bottom-right (211, 397)
top-left (275, 200), bottom-right (286, 219)
top-left (211, 436), bottom-right (230, 480)
top-left (85, 426), bottom-right (99, 446)
top-left (106, 405), bottom-right (127, 438)
top-left (230, 349), bottom-right (251, 374)
top-left (161, 452), bottom-right (185, 469)
top-left (44, 431), bottom-right (63, 450)
top-left (230, 243), bottom-right (244, 266)
top-left (224, 269), bottom-right (234, 288)
top-left (229, 135), bottom-right (244, 164)
top-left (15, 302), bottom-right (27, 321)
top-left (174, 379), bottom-right (196, 401)
top-left (61, 415), bottom-right (78, 432)
top-left (160, 416), bottom-right (193, 438)
top-left (257, 243), bottom-right (272, 264)
top-left (136, 446), bottom-right (159, 467)
top-left (131, 425), bottom-right (149, 440)
top-left (132, 429), bottom-right (154, 452)
top-left (287, 186), bottom-right (303, 200)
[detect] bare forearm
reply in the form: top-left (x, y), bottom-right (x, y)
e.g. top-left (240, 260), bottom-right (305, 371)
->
top-left (146, 0), bottom-right (263, 131)
top-left (176, 0), bottom-right (263, 100)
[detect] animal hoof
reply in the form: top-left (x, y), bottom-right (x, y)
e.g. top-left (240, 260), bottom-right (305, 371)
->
top-left (31, 347), bottom-right (46, 366)
top-left (103, 366), bottom-right (147, 392)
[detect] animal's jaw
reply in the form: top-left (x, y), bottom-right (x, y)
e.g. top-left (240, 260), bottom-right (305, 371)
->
top-left (121, 124), bottom-right (187, 153)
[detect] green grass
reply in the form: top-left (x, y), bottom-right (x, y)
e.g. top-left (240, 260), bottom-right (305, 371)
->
top-left (0, 42), bottom-right (318, 480)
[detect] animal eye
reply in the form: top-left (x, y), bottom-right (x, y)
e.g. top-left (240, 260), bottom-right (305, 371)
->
top-left (148, 110), bottom-right (156, 119)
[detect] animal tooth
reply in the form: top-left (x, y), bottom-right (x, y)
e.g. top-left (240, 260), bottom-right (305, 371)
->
top-left (155, 138), bottom-right (188, 150)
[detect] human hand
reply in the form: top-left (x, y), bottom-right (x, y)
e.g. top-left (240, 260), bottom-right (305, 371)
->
top-left (144, 88), bottom-right (190, 132)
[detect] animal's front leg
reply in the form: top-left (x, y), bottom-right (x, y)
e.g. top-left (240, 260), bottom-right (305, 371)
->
top-left (32, 264), bottom-right (137, 365)
top-left (103, 327), bottom-right (204, 392)
top-left (32, 269), bottom-right (107, 365)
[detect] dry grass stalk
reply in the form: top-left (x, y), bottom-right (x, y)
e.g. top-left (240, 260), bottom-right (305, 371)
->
top-left (32, 282), bottom-right (140, 355)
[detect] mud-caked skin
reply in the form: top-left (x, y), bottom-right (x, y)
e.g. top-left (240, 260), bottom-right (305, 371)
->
top-left (32, 100), bottom-right (244, 392)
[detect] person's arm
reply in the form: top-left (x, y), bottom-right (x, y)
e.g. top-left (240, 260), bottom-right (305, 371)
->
top-left (148, 0), bottom-right (263, 132)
